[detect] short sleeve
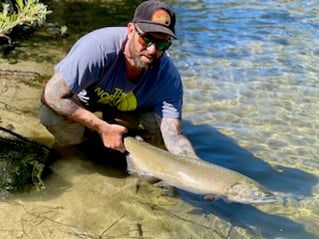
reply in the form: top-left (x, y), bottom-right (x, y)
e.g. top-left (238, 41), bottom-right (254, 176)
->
top-left (152, 56), bottom-right (183, 119)
top-left (54, 37), bottom-right (107, 94)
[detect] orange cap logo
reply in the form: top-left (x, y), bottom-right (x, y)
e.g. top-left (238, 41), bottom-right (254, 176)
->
top-left (151, 9), bottom-right (171, 26)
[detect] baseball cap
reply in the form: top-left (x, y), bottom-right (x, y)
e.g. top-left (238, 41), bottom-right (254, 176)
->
top-left (132, 0), bottom-right (177, 39)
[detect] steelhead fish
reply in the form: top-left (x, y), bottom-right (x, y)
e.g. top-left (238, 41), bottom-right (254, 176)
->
top-left (124, 136), bottom-right (276, 204)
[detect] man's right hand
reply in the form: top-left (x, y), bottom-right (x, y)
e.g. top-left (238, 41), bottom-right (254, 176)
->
top-left (98, 123), bottom-right (128, 153)
top-left (43, 73), bottom-right (128, 153)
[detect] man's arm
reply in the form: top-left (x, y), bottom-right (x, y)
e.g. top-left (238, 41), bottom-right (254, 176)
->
top-left (43, 72), bottom-right (127, 152)
top-left (158, 116), bottom-right (197, 157)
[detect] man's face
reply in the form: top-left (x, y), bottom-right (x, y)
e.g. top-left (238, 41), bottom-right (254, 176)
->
top-left (126, 23), bottom-right (171, 70)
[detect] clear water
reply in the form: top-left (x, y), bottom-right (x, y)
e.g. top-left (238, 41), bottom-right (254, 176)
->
top-left (169, 0), bottom-right (319, 238)
top-left (1, 0), bottom-right (318, 238)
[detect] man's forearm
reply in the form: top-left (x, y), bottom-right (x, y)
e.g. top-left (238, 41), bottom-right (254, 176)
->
top-left (165, 134), bottom-right (197, 156)
top-left (45, 93), bottom-right (111, 134)
top-left (43, 73), bottom-right (127, 152)
top-left (43, 72), bottom-right (110, 133)
top-left (160, 117), bottom-right (197, 156)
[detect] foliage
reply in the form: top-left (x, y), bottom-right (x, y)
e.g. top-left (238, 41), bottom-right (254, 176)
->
top-left (0, 0), bottom-right (51, 39)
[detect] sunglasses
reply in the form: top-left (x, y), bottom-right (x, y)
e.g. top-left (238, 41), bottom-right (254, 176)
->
top-left (134, 26), bottom-right (172, 51)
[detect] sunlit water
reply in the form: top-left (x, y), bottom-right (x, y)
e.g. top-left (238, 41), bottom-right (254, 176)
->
top-left (169, 0), bottom-right (319, 238)
top-left (1, 0), bottom-right (318, 238)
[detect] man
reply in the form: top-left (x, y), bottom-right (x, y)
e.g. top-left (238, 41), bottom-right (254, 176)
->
top-left (40, 0), bottom-right (196, 157)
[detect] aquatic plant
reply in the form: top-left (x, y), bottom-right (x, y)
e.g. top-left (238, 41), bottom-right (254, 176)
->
top-left (0, 0), bottom-right (51, 43)
top-left (0, 126), bottom-right (50, 193)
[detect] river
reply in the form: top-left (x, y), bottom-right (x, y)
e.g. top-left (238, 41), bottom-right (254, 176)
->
top-left (0, 0), bottom-right (318, 238)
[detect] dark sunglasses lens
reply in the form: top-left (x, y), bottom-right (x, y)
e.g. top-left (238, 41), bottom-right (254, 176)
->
top-left (140, 34), bottom-right (171, 51)
top-left (156, 40), bottom-right (171, 51)
top-left (142, 36), bottom-right (153, 46)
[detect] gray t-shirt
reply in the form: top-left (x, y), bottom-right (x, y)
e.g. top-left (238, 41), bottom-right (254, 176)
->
top-left (55, 27), bottom-right (183, 118)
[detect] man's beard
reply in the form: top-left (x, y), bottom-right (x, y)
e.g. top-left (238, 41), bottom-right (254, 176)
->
top-left (125, 40), bottom-right (162, 70)
top-left (132, 54), bottom-right (156, 71)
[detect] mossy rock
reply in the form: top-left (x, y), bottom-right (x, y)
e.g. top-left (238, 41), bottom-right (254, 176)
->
top-left (0, 127), bottom-right (50, 193)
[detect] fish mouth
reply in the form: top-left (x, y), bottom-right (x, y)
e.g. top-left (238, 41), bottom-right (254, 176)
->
top-left (228, 191), bottom-right (278, 204)
top-left (253, 195), bottom-right (277, 204)
top-left (247, 192), bottom-right (277, 204)
top-left (227, 183), bottom-right (277, 204)
top-left (233, 196), bottom-right (277, 205)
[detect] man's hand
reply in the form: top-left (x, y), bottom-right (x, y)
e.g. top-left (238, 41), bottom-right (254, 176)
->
top-left (43, 73), bottom-right (128, 153)
top-left (98, 123), bottom-right (128, 153)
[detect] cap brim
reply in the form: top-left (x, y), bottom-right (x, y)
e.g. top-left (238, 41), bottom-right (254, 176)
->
top-left (137, 22), bottom-right (177, 39)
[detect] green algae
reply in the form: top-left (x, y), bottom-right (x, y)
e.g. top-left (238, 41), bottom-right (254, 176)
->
top-left (0, 126), bottom-right (49, 192)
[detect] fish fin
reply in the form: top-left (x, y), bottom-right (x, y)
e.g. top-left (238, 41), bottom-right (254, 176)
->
top-left (203, 194), bottom-right (221, 201)
top-left (139, 175), bottom-right (160, 183)
top-left (204, 195), bottom-right (232, 203)
top-left (135, 135), bottom-right (144, 141)
top-left (153, 181), bottom-right (177, 197)
top-left (135, 177), bottom-right (160, 193)
top-left (163, 185), bottom-right (177, 197)
top-left (126, 154), bottom-right (135, 174)
top-left (126, 154), bottom-right (148, 176)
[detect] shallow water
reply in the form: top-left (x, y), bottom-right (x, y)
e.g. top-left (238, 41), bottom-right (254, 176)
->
top-left (170, 0), bottom-right (319, 238)
top-left (1, 0), bottom-right (318, 238)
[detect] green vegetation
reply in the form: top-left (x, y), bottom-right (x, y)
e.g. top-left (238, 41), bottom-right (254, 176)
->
top-left (0, 127), bottom-right (50, 193)
top-left (0, 0), bottom-right (51, 42)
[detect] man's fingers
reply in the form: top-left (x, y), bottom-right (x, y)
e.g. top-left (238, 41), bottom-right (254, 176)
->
top-left (104, 138), bottom-right (126, 153)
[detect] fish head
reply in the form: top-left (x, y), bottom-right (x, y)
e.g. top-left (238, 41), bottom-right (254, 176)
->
top-left (225, 180), bottom-right (277, 204)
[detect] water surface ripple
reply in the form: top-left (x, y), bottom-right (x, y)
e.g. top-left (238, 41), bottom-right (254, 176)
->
top-left (169, 0), bottom-right (319, 238)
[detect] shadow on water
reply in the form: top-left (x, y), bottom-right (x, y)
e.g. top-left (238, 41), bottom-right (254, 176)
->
top-left (182, 194), bottom-right (318, 239)
top-left (181, 121), bottom-right (318, 239)
top-left (45, 133), bottom-right (128, 179)
top-left (183, 121), bottom-right (317, 196)
top-left (30, 134), bottom-right (129, 201)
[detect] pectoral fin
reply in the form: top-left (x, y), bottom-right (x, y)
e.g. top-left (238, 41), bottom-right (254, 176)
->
top-left (203, 194), bottom-right (221, 201)
top-left (153, 181), bottom-right (177, 197)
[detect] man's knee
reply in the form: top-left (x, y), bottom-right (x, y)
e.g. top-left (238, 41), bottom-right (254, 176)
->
top-left (40, 103), bottom-right (87, 146)
top-left (44, 124), bottom-right (87, 146)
